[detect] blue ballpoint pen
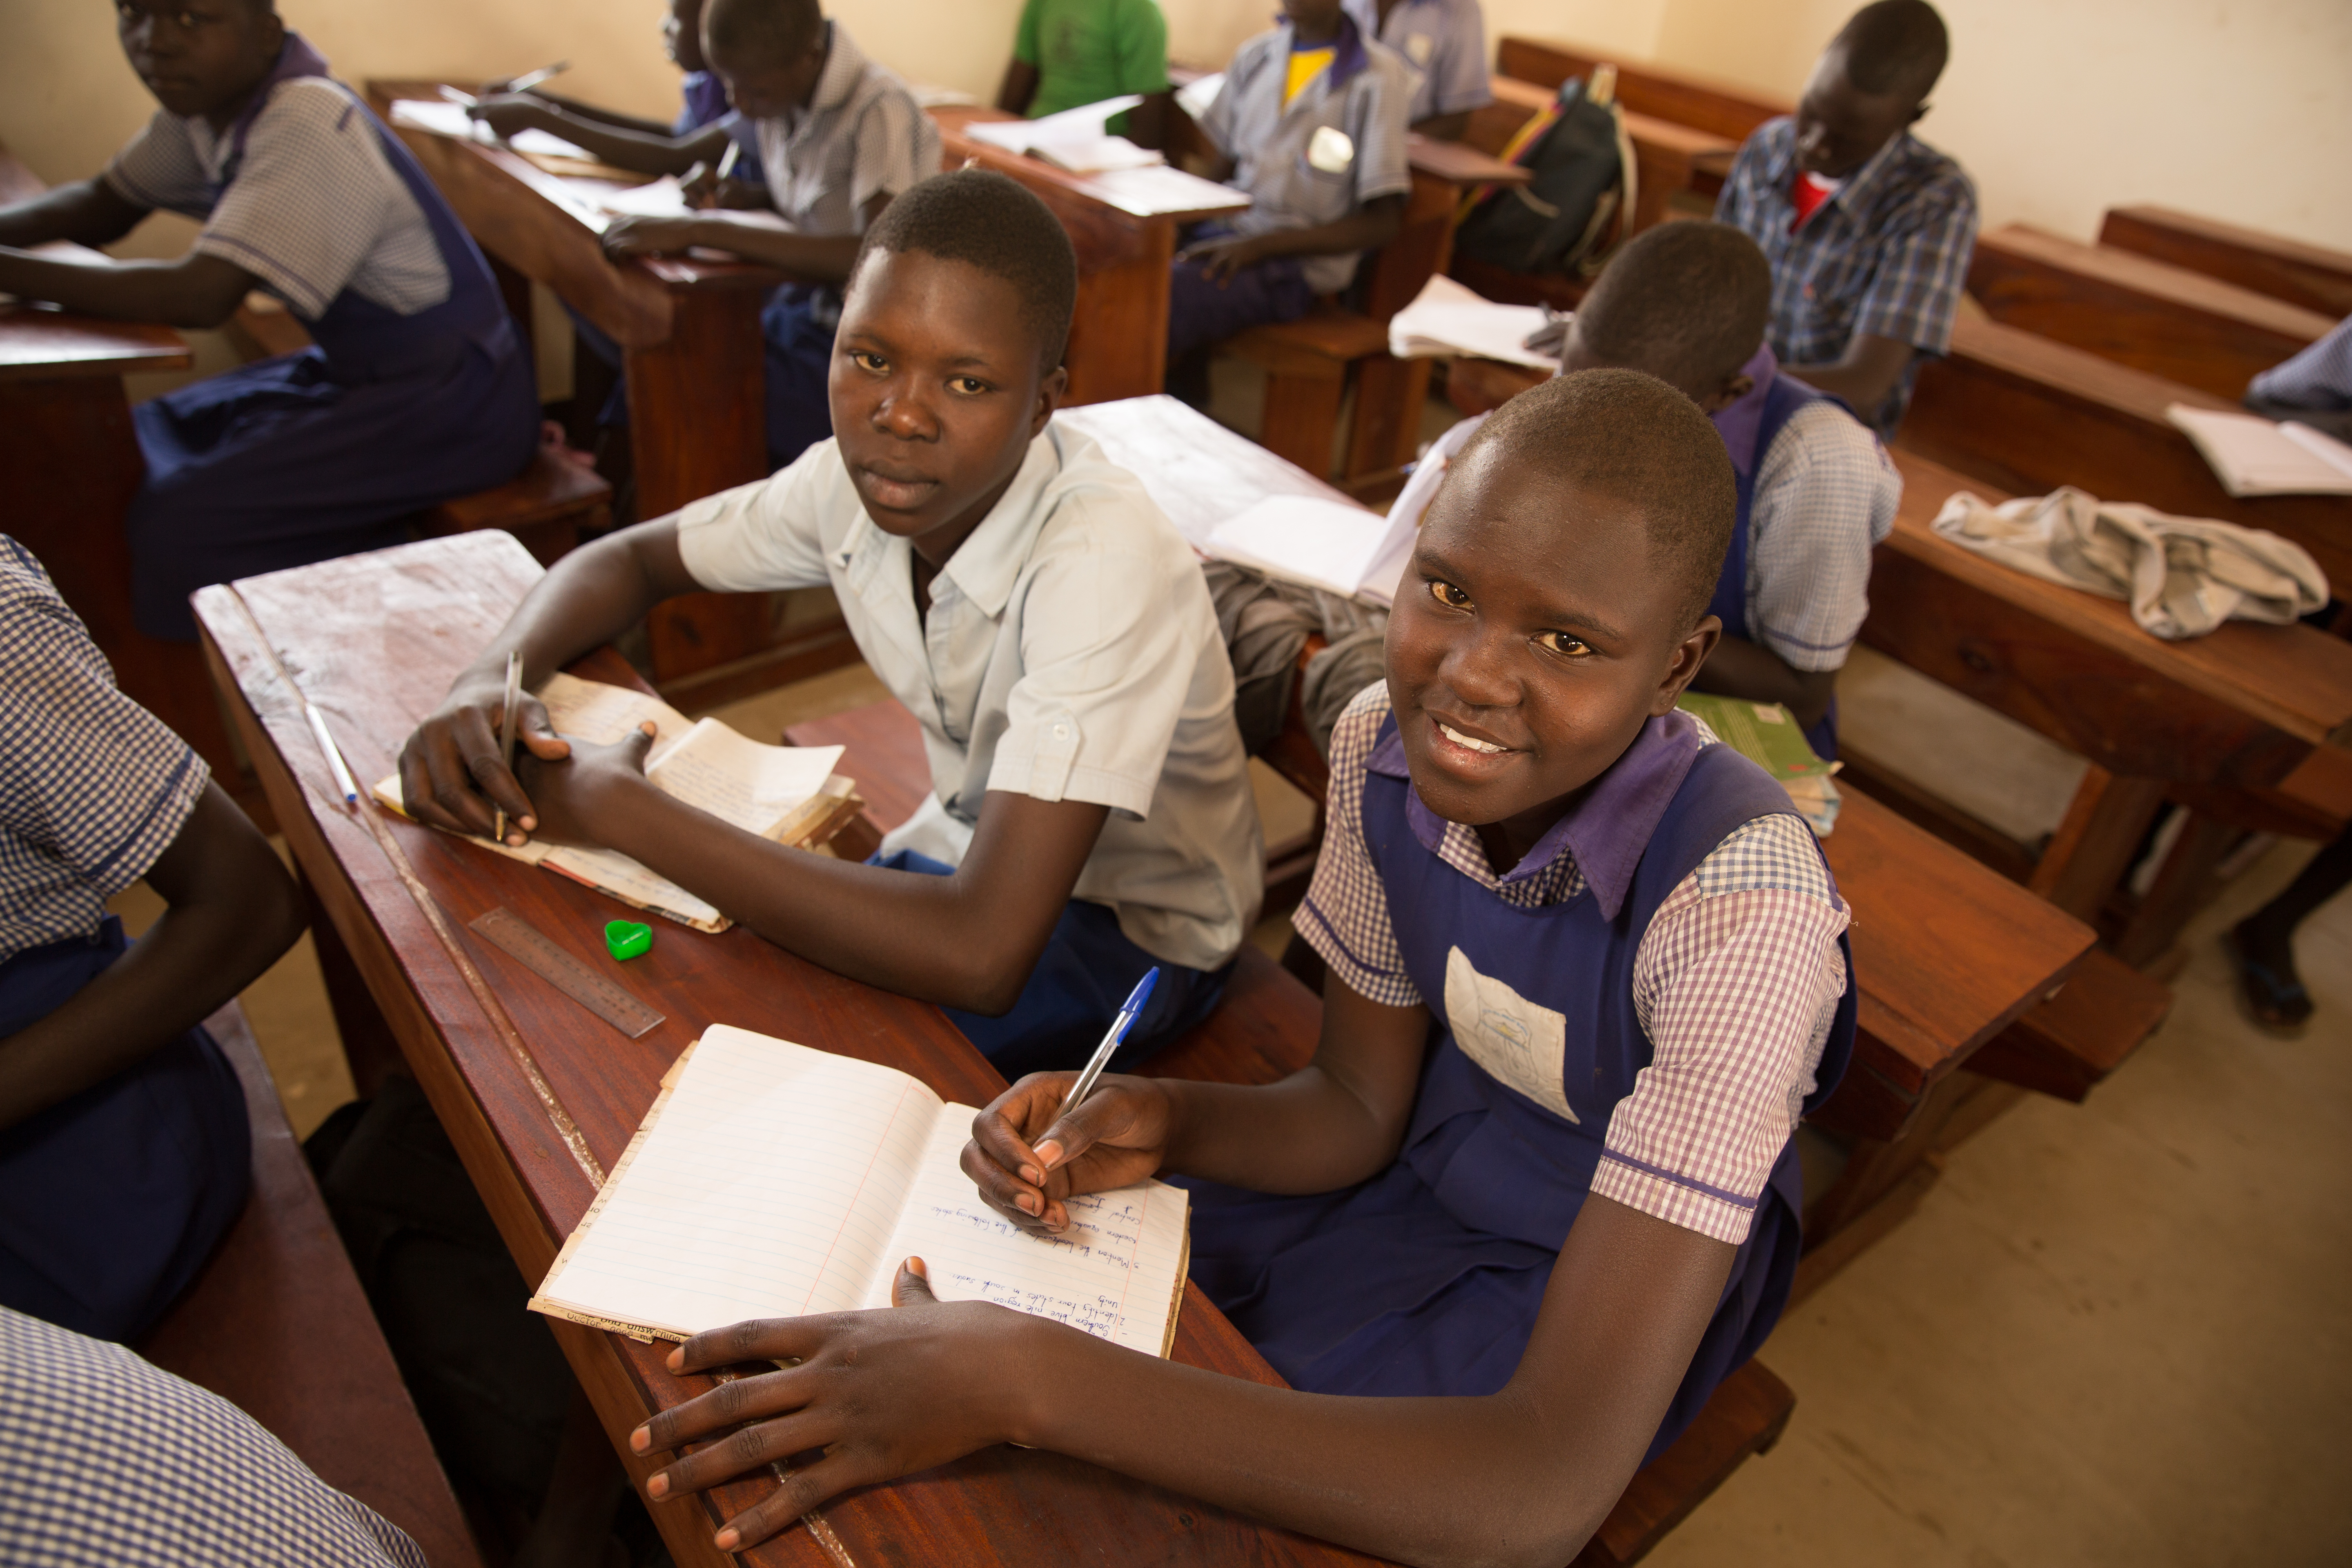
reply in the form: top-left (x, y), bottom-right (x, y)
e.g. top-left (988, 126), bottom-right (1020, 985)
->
top-left (1059, 967), bottom-right (1160, 1113)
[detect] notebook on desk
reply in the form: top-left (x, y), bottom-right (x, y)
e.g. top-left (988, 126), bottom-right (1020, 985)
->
top-left (373, 672), bottom-right (858, 933)
top-left (531, 1025), bottom-right (1192, 1356)
top-left (2167, 404), bottom-right (2352, 497)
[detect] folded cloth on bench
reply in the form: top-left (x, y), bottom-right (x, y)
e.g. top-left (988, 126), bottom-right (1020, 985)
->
top-left (1931, 486), bottom-right (2329, 639)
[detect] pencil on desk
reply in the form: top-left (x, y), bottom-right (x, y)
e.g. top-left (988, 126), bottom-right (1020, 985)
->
top-left (303, 701), bottom-right (361, 807)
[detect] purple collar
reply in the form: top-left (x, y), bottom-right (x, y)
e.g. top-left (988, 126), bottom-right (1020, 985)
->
top-left (1706, 343), bottom-right (1780, 478)
top-left (224, 32), bottom-right (335, 166)
top-left (1368, 708), bottom-right (1706, 920)
top-left (1285, 10), bottom-right (1371, 91)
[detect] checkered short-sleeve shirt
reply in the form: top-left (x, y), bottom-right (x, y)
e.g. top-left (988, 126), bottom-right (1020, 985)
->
top-left (0, 1305), bottom-right (425, 1567)
top-left (1746, 400), bottom-right (1902, 671)
top-left (104, 76), bottom-right (448, 321)
top-left (0, 537), bottom-right (207, 964)
top-left (1296, 684), bottom-right (1849, 1244)
top-left (1714, 119), bottom-right (1978, 437)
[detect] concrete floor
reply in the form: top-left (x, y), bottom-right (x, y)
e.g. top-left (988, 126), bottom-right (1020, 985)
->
top-left (128, 620), bottom-right (2352, 1564)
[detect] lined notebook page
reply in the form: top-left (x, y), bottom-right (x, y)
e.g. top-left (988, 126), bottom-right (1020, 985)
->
top-left (534, 1028), bottom-right (943, 1338)
top-left (869, 1114), bottom-right (1191, 1356)
top-left (645, 720), bottom-right (844, 837)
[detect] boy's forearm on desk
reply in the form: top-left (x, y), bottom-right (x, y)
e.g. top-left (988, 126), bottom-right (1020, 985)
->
top-left (0, 249), bottom-right (252, 328)
top-left (0, 180), bottom-right (147, 250)
top-left (463, 525), bottom-right (697, 691)
top-left (530, 108), bottom-right (724, 177)
top-left (679, 217), bottom-right (860, 281)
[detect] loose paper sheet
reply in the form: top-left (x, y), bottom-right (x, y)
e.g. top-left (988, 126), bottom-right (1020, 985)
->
top-left (1206, 494), bottom-right (1404, 601)
top-left (1388, 274), bottom-right (1559, 369)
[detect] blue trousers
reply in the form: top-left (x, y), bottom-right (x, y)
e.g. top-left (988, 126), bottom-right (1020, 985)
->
top-left (575, 283), bottom-right (837, 472)
top-left (871, 849), bottom-right (1234, 1080)
top-left (0, 919), bottom-right (250, 1341)
top-left (1165, 231), bottom-right (1314, 367)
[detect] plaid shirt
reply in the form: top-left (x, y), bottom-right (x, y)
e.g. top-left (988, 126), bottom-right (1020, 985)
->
top-left (1715, 118), bottom-right (1978, 437)
top-left (0, 537), bottom-right (207, 964)
top-left (0, 1305), bottom-right (425, 1567)
top-left (1296, 684), bottom-right (1849, 1244)
top-left (2249, 313), bottom-right (2352, 408)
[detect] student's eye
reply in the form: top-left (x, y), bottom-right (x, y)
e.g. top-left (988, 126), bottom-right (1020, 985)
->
top-left (948, 376), bottom-right (991, 396)
top-left (847, 350), bottom-right (886, 374)
top-left (1426, 579), bottom-right (1471, 611)
top-left (1535, 630), bottom-right (1594, 658)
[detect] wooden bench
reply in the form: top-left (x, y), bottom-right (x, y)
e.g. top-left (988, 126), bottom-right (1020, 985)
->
top-left (1967, 223), bottom-right (2335, 402)
top-left (1900, 314), bottom-right (2352, 590)
top-left (139, 1000), bottom-right (480, 1568)
top-left (1496, 36), bottom-right (1788, 145)
top-left (416, 443), bottom-right (610, 567)
top-left (2099, 205), bottom-right (2352, 320)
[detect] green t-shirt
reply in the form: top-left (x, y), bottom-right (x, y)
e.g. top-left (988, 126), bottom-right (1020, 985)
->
top-left (1014, 0), bottom-right (1171, 120)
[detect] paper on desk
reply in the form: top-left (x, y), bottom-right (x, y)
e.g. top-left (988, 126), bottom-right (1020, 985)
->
top-left (386, 99), bottom-right (594, 162)
top-left (1086, 164), bottom-right (1249, 218)
top-left (594, 175), bottom-right (694, 219)
top-left (1175, 72), bottom-right (1224, 121)
top-left (1205, 494), bottom-right (1413, 604)
top-left (1388, 274), bottom-right (1559, 369)
top-left (963, 96), bottom-right (1162, 174)
top-left (2166, 404), bottom-right (2352, 498)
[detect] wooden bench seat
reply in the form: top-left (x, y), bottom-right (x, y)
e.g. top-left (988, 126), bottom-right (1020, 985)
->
top-left (416, 443), bottom-right (610, 568)
top-left (1965, 949), bottom-right (2172, 1104)
top-left (138, 1000), bottom-right (480, 1568)
top-left (1967, 223), bottom-right (2335, 402)
top-left (2099, 205), bottom-right (2352, 319)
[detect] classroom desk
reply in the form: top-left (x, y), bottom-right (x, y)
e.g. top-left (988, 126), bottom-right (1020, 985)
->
top-left (1468, 76), bottom-right (1738, 236)
top-left (1900, 314), bottom-right (2352, 590)
top-left (1055, 395), bottom-right (2095, 1149)
top-left (926, 106), bottom-right (1247, 405)
top-left (1862, 448), bottom-right (2352, 958)
top-left (1967, 223), bottom-right (2335, 402)
top-left (365, 80), bottom-right (853, 708)
top-left (191, 530), bottom-right (1386, 1568)
top-left (1494, 36), bottom-right (1787, 145)
top-left (2099, 205), bottom-right (2352, 321)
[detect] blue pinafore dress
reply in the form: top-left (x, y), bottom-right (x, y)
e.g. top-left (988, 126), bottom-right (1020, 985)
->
top-left (1706, 352), bottom-right (1846, 760)
top-left (125, 36), bottom-right (538, 641)
top-left (1186, 715), bottom-right (1856, 1459)
top-left (0, 917), bottom-right (251, 1342)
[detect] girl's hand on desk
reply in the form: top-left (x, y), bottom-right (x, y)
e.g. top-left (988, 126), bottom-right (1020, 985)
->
top-left (466, 96), bottom-right (552, 138)
top-left (963, 1073), bottom-right (1173, 1233)
top-left (510, 726), bottom-right (655, 845)
top-left (399, 678), bottom-right (565, 844)
top-left (632, 1258), bottom-right (1034, 1552)
top-left (602, 215), bottom-right (704, 260)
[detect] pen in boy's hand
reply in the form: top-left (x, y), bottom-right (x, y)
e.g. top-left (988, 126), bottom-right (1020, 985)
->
top-left (1059, 967), bottom-right (1159, 1117)
top-left (493, 649), bottom-right (521, 844)
top-left (504, 60), bottom-right (571, 95)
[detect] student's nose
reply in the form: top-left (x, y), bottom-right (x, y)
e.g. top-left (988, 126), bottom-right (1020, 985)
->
top-left (1439, 624), bottom-right (1519, 709)
top-left (872, 383), bottom-right (939, 441)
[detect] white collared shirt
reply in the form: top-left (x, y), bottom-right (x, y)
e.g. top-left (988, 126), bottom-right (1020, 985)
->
top-left (673, 423), bottom-right (1264, 972)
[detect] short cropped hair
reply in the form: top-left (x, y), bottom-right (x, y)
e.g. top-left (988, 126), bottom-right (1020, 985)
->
top-left (1836, 0), bottom-right (1950, 103)
top-left (704, 0), bottom-right (822, 66)
top-left (1577, 222), bottom-right (1771, 394)
top-left (1458, 368), bottom-right (1736, 630)
top-left (850, 169), bottom-right (1079, 377)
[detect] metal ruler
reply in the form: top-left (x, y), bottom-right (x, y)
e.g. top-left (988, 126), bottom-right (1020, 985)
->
top-left (468, 907), bottom-right (666, 1039)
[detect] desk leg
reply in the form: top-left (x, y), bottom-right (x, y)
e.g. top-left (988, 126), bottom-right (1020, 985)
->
top-left (626, 285), bottom-right (774, 684)
top-left (2028, 766), bottom-right (2167, 924)
top-left (0, 375), bottom-right (256, 817)
top-left (1065, 228), bottom-right (1173, 404)
top-left (1345, 354), bottom-right (1433, 481)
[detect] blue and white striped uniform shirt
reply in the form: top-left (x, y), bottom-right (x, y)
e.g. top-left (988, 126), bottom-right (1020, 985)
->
top-left (1342, 0), bottom-right (1493, 125)
top-left (0, 1305), bottom-right (425, 1567)
top-left (1715, 120), bottom-right (1978, 437)
top-left (0, 537), bottom-right (206, 964)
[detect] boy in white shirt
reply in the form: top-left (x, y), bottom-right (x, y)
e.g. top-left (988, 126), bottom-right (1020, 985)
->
top-left (399, 171), bottom-right (1263, 1076)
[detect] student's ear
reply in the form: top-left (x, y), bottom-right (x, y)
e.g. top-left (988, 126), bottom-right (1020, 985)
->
top-left (1907, 99), bottom-right (1930, 127)
top-left (1651, 613), bottom-right (1722, 716)
top-left (1696, 371), bottom-right (1754, 415)
top-left (1029, 363), bottom-right (1069, 437)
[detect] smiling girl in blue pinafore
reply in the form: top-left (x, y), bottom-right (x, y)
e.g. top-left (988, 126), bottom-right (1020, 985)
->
top-left (0, 0), bottom-right (537, 641)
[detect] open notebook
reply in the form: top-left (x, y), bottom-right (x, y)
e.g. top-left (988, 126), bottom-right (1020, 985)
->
top-left (1204, 494), bottom-right (1418, 607)
top-left (374, 673), bottom-right (859, 933)
top-left (531, 1026), bottom-right (1192, 1357)
top-left (2167, 404), bottom-right (2352, 497)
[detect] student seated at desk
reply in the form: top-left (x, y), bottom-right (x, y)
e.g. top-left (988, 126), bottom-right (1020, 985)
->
top-left (0, 537), bottom-right (304, 1341)
top-left (1403, 223), bottom-right (1898, 757)
top-left (621, 370), bottom-right (1855, 1566)
top-left (1713, 0), bottom-right (1976, 439)
top-left (599, 0), bottom-right (941, 470)
top-left (398, 170), bottom-right (1262, 1079)
top-left (0, 1), bottom-right (539, 643)
top-left (1167, 0), bottom-right (1412, 389)
top-left (996, 0), bottom-right (1174, 151)
top-left (468, 0), bottom-right (766, 193)
top-left (1341, 0), bottom-right (1492, 141)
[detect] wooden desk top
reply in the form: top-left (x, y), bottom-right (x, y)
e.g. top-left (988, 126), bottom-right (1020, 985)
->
top-left (929, 105), bottom-right (1251, 224)
top-left (1486, 75), bottom-right (1737, 160)
top-left (1976, 224), bottom-right (2336, 343)
top-left (193, 531), bottom-right (1381, 1568)
top-left (0, 303), bottom-right (191, 381)
top-left (1058, 394), bottom-right (1353, 540)
top-left (1886, 448), bottom-right (2352, 751)
top-left (2100, 205), bottom-right (2352, 319)
top-left (1399, 134), bottom-right (1531, 188)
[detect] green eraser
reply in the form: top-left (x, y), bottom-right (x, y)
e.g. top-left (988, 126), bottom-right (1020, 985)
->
top-left (604, 920), bottom-right (653, 961)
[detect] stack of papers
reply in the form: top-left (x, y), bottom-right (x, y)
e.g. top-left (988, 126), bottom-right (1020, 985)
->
top-left (2167, 404), bottom-right (2352, 497)
top-left (962, 96), bottom-right (1163, 174)
top-left (1204, 494), bottom-right (1417, 607)
top-left (1674, 691), bottom-right (1842, 837)
top-left (1388, 274), bottom-right (1560, 369)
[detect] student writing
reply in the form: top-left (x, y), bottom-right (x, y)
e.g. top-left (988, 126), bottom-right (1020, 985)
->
top-left (618, 371), bottom-right (1855, 1567)
top-left (598, 0), bottom-right (942, 470)
top-left (996, 0), bottom-right (1174, 151)
top-left (0, 536), bottom-right (304, 1342)
top-left (1341, 0), bottom-right (1492, 142)
top-left (1167, 0), bottom-right (1412, 389)
top-left (467, 0), bottom-right (766, 194)
top-left (0, 0), bottom-right (539, 643)
top-left (1713, 0), bottom-right (1976, 437)
top-left (397, 170), bottom-right (1262, 1080)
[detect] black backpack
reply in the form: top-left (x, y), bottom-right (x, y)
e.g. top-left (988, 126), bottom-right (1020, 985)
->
top-left (1453, 77), bottom-right (1628, 276)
